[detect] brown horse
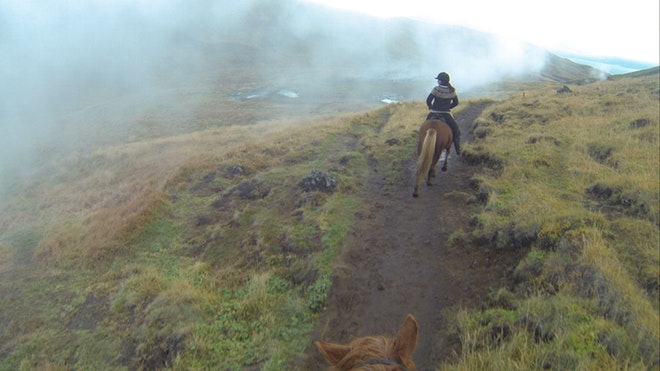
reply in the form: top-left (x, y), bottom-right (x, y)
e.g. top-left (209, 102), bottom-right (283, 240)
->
top-left (316, 314), bottom-right (418, 370)
top-left (412, 119), bottom-right (453, 197)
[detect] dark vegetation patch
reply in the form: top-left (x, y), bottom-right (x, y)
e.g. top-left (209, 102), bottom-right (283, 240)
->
top-left (586, 183), bottom-right (656, 223)
top-left (295, 192), bottom-right (329, 208)
top-left (533, 159), bottom-right (550, 168)
top-left (68, 293), bottom-right (110, 331)
top-left (490, 112), bottom-right (504, 123)
top-left (629, 118), bottom-right (651, 129)
top-left (138, 332), bottom-right (187, 370)
top-left (518, 314), bottom-right (555, 343)
top-left (194, 213), bottom-right (216, 227)
top-left (472, 126), bottom-right (492, 139)
top-left (224, 165), bottom-right (249, 179)
top-left (510, 252), bottom-right (658, 365)
top-left (338, 152), bottom-right (363, 167)
top-left (488, 107), bottom-right (550, 126)
top-left (471, 117), bottom-right (495, 139)
top-left (211, 195), bottom-right (231, 210)
top-left (556, 85), bottom-right (573, 94)
top-left (189, 171), bottom-right (224, 196)
top-left (490, 223), bottom-right (540, 252)
top-left (232, 179), bottom-right (271, 200)
top-left (536, 216), bottom-right (599, 253)
top-left (461, 148), bottom-right (504, 174)
top-left (469, 177), bottom-right (491, 204)
top-left (587, 143), bottom-right (618, 168)
top-left (385, 138), bottom-right (400, 146)
top-left (571, 265), bottom-right (630, 325)
top-left (526, 135), bottom-right (561, 146)
top-left (586, 183), bottom-right (619, 200)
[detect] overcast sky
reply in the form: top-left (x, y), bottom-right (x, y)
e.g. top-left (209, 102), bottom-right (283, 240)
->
top-left (304, 0), bottom-right (659, 65)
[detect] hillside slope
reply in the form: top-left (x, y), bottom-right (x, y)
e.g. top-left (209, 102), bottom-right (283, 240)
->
top-left (0, 71), bottom-right (657, 369)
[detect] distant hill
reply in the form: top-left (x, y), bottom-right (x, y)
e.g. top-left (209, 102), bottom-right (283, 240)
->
top-left (557, 54), bottom-right (658, 75)
top-left (540, 53), bottom-right (609, 83)
top-left (611, 66), bottom-right (660, 79)
top-left (215, 1), bottom-right (608, 91)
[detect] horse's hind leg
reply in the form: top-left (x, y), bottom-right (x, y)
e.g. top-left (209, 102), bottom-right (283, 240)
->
top-left (441, 150), bottom-right (449, 172)
top-left (426, 169), bottom-right (434, 186)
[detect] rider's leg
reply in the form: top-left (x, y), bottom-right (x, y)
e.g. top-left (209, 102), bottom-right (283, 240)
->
top-left (443, 114), bottom-right (461, 155)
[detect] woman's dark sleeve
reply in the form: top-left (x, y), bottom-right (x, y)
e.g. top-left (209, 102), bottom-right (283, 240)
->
top-left (450, 95), bottom-right (459, 109)
top-left (426, 93), bottom-right (434, 109)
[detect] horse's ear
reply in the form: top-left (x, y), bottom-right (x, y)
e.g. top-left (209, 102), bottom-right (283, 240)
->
top-left (393, 314), bottom-right (419, 359)
top-left (316, 340), bottom-right (351, 366)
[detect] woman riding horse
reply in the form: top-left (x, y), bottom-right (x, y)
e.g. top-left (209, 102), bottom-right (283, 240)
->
top-left (426, 72), bottom-right (461, 155)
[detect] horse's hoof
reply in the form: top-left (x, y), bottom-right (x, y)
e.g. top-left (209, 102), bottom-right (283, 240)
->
top-left (441, 167), bottom-right (448, 172)
top-left (412, 193), bottom-right (418, 198)
top-left (426, 182), bottom-right (433, 186)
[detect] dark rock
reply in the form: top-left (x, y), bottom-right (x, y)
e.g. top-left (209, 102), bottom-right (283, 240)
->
top-left (556, 85), bottom-right (573, 94)
top-left (299, 170), bottom-right (338, 193)
top-left (232, 180), bottom-right (271, 200)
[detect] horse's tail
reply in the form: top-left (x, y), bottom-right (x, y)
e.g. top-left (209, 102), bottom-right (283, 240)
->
top-left (416, 128), bottom-right (437, 186)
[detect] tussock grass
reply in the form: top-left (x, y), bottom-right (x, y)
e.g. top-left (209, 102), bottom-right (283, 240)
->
top-left (35, 187), bottom-right (168, 267)
top-left (0, 98), bottom-right (410, 369)
top-left (0, 71), bottom-right (656, 369)
top-left (449, 74), bottom-right (659, 369)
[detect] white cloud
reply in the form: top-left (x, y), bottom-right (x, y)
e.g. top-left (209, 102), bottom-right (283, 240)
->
top-left (304, 0), bottom-right (659, 64)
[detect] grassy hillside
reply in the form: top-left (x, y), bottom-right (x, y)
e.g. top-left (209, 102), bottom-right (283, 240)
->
top-left (612, 66), bottom-right (660, 79)
top-left (0, 101), bottom-right (443, 369)
top-left (0, 70), bottom-right (657, 369)
top-left (446, 73), bottom-right (659, 369)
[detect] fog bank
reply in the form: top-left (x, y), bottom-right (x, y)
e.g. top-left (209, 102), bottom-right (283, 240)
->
top-left (0, 0), bottom-right (549, 199)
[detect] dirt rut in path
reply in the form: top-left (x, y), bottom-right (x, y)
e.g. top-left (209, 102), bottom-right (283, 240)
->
top-left (303, 103), bottom-right (518, 370)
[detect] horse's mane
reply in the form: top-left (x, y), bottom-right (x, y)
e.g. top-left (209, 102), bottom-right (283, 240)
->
top-left (317, 314), bottom-right (418, 370)
top-left (334, 336), bottom-right (398, 369)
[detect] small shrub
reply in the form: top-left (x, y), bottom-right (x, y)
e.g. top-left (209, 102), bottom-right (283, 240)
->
top-left (628, 118), bottom-right (650, 128)
top-left (587, 143), bottom-right (617, 167)
top-left (306, 274), bottom-right (331, 313)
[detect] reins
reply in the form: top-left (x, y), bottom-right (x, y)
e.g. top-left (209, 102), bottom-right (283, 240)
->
top-left (358, 358), bottom-right (408, 370)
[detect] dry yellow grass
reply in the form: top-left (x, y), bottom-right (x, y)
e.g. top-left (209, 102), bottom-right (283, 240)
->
top-left (35, 187), bottom-right (167, 266)
top-left (449, 74), bottom-right (659, 369)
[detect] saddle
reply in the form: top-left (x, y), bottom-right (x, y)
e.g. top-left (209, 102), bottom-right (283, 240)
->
top-left (426, 112), bottom-right (451, 121)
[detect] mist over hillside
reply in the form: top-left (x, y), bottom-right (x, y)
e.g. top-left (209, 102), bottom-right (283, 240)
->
top-left (561, 54), bottom-right (658, 75)
top-left (0, 0), bottom-right (600, 199)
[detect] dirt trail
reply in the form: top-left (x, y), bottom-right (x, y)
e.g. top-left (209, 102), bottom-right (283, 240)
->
top-left (303, 103), bottom-right (517, 370)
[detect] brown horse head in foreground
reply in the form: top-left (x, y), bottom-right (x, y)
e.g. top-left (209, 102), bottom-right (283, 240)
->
top-left (413, 119), bottom-right (453, 197)
top-left (316, 314), bottom-right (418, 370)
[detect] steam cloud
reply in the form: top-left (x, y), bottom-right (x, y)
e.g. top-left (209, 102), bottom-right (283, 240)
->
top-left (0, 0), bottom-right (547, 199)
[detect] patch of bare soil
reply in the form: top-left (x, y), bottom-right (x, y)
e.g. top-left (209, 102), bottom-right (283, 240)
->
top-left (302, 103), bottom-right (520, 370)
